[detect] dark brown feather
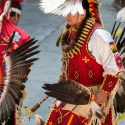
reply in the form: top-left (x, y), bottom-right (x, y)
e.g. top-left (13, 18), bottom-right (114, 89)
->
top-left (0, 38), bottom-right (40, 123)
top-left (43, 80), bottom-right (90, 105)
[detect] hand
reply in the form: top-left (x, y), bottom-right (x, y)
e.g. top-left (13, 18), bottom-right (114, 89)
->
top-left (95, 91), bottom-right (108, 106)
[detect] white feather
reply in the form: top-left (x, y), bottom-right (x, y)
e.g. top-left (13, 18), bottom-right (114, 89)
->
top-left (40, 0), bottom-right (84, 16)
top-left (34, 114), bottom-right (45, 125)
top-left (117, 7), bottom-right (125, 22)
top-left (39, 0), bottom-right (66, 14)
top-left (55, 100), bottom-right (62, 107)
top-left (88, 115), bottom-right (101, 125)
top-left (90, 101), bottom-right (101, 115)
top-left (62, 2), bottom-right (72, 16)
top-left (75, 1), bottom-right (84, 15)
top-left (54, 0), bottom-right (84, 16)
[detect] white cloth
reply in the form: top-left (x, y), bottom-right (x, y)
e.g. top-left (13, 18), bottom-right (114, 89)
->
top-left (88, 29), bottom-right (119, 76)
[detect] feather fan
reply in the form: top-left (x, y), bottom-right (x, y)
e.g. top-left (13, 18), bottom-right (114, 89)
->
top-left (43, 80), bottom-right (105, 118)
top-left (34, 113), bottom-right (45, 125)
top-left (111, 7), bottom-right (125, 38)
top-left (0, 38), bottom-right (40, 123)
top-left (43, 80), bottom-right (91, 105)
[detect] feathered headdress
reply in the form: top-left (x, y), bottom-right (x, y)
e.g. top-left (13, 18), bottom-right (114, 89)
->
top-left (11, 0), bottom-right (24, 16)
top-left (39, 0), bottom-right (101, 18)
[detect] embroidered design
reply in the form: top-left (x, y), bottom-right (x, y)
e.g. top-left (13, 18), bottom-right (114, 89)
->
top-left (88, 70), bottom-right (94, 79)
top-left (58, 116), bottom-right (62, 124)
top-left (13, 44), bottom-right (19, 50)
top-left (87, 65), bottom-right (95, 81)
top-left (82, 56), bottom-right (90, 63)
top-left (114, 52), bottom-right (123, 71)
top-left (74, 70), bottom-right (79, 80)
top-left (109, 41), bottom-right (123, 71)
top-left (4, 36), bottom-right (9, 41)
top-left (67, 114), bottom-right (74, 125)
top-left (101, 74), bottom-right (118, 93)
top-left (109, 42), bottom-right (118, 53)
top-left (13, 32), bottom-right (21, 42)
top-left (49, 122), bottom-right (53, 125)
top-left (108, 81), bottom-right (113, 88)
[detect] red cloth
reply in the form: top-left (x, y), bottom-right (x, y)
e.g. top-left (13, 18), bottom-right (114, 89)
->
top-left (68, 23), bottom-right (104, 87)
top-left (0, 16), bottom-right (30, 84)
top-left (12, 0), bottom-right (24, 3)
top-left (46, 106), bottom-right (113, 125)
top-left (101, 74), bottom-right (118, 93)
top-left (46, 106), bottom-right (89, 125)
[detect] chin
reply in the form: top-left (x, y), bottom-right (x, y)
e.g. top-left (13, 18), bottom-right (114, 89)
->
top-left (67, 22), bottom-right (75, 25)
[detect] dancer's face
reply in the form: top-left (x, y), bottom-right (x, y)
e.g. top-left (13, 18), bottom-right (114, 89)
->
top-left (65, 10), bottom-right (86, 25)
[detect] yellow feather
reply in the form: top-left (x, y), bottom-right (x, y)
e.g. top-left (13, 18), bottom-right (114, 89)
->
top-left (25, 107), bottom-right (31, 120)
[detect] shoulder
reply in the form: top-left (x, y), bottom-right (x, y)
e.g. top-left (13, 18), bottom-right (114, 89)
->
top-left (91, 28), bottom-right (113, 43)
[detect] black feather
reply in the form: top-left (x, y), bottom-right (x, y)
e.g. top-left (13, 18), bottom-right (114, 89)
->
top-left (112, 22), bottom-right (121, 39)
top-left (6, 31), bottom-right (16, 52)
top-left (11, 44), bottom-right (39, 62)
top-left (111, 21), bottom-right (117, 35)
top-left (11, 51), bottom-right (40, 65)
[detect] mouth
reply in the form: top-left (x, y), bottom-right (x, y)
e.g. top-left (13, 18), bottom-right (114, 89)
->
top-left (67, 20), bottom-right (71, 22)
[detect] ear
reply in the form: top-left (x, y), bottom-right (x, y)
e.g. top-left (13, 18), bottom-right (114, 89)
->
top-left (14, 13), bottom-right (20, 25)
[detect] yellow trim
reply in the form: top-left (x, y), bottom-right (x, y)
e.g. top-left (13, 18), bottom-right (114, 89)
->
top-left (45, 104), bottom-right (56, 125)
top-left (82, 56), bottom-right (90, 63)
top-left (81, 34), bottom-right (87, 38)
top-left (84, 28), bottom-right (90, 32)
top-left (72, 49), bottom-right (77, 55)
top-left (75, 46), bottom-right (80, 53)
top-left (78, 40), bottom-right (84, 44)
top-left (82, 31), bottom-right (88, 35)
top-left (69, 51), bottom-right (74, 58)
top-left (64, 17), bottom-right (103, 59)
top-left (76, 43), bottom-right (82, 47)
top-left (85, 25), bottom-right (92, 29)
top-left (67, 114), bottom-right (74, 125)
top-left (79, 37), bottom-right (85, 41)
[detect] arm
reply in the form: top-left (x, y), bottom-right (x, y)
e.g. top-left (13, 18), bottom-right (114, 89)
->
top-left (89, 29), bottom-right (122, 105)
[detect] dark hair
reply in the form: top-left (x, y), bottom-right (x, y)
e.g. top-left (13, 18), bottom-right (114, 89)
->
top-left (82, 0), bottom-right (102, 24)
top-left (10, 2), bottom-right (21, 17)
top-left (82, 0), bottom-right (91, 18)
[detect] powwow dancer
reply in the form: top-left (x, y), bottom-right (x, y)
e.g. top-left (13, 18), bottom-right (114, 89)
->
top-left (9, 0), bottom-right (22, 25)
top-left (40, 0), bottom-right (125, 124)
top-left (0, 0), bottom-right (40, 124)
